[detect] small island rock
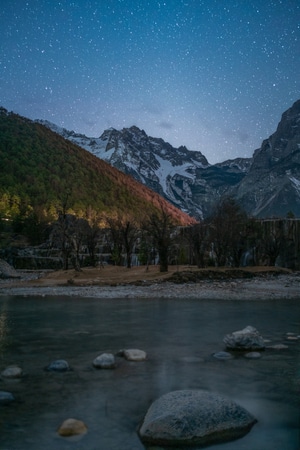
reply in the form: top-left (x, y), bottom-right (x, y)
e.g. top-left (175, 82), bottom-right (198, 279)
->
top-left (58, 418), bottom-right (87, 436)
top-left (93, 353), bottom-right (116, 369)
top-left (223, 325), bottom-right (265, 351)
top-left (139, 390), bottom-right (257, 447)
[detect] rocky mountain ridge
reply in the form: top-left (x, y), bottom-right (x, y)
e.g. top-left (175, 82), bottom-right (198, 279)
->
top-left (38, 99), bottom-right (300, 219)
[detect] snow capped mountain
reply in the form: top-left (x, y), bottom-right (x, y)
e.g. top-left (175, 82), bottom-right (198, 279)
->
top-left (37, 99), bottom-right (300, 219)
top-left (38, 121), bottom-right (212, 218)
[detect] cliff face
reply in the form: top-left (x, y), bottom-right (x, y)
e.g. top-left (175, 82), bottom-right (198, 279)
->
top-left (234, 100), bottom-right (300, 217)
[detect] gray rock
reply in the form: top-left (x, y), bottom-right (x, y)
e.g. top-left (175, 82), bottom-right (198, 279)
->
top-left (1, 366), bottom-right (23, 378)
top-left (93, 353), bottom-right (116, 369)
top-left (46, 359), bottom-right (70, 372)
top-left (139, 390), bottom-right (257, 447)
top-left (223, 325), bottom-right (265, 351)
top-left (0, 391), bottom-right (15, 405)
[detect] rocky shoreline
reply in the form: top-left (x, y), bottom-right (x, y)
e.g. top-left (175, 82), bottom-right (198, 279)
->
top-left (0, 271), bottom-right (300, 300)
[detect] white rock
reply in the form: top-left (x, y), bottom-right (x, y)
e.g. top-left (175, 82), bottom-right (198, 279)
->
top-left (124, 349), bottom-right (147, 361)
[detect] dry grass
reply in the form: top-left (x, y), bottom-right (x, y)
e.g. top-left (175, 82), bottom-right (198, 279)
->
top-left (25, 265), bottom-right (293, 288)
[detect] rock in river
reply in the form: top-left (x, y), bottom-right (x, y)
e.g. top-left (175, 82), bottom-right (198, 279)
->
top-left (118, 349), bottom-right (147, 361)
top-left (138, 390), bottom-right (257, 447)
top-left (223, 325), bottom-right (265, 351)
top-left (46, 359), bottom-right (70, 372)
top-left (1, 366), bottom-right (23, 378)
top-left (58, 418), bottom-right (87, 437)
top-left (93, 353), bottom-right (116, 369)
top-left (0, 391), bottom-right (15, 405)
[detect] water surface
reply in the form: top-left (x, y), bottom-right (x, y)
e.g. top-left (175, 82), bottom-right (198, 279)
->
top-left (0, 296), bottom-right (299, 450)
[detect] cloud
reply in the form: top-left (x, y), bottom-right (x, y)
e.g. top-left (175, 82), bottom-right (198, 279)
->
top-left (159, 121), bottom-right (174, 130)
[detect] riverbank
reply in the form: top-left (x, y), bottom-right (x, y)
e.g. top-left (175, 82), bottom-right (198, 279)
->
top-left (0, 266), bottom-right (299, 300)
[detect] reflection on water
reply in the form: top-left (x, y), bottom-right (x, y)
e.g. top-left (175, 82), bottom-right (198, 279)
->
top-left (0, 296), bottom-right (299, 450)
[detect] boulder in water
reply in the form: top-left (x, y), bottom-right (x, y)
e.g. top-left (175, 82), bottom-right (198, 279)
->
top-left (139, 390), bottom-right (257, 447)
top-left (223, 326), bottom-right (265, 351)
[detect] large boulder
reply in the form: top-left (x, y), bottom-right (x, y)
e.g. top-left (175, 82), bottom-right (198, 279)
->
top-left (223, 326), bottom-right (265, 351)
top-left (138, 390), bottom-right (257, 447)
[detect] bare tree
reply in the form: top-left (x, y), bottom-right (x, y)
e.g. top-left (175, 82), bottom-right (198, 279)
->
top-left (208, 197), bottom-right (247, 267)
top-left (105, 214), bottom-right (139, 268)
top-left (142, 204), bottom-right (175, 272)
top-left (260, 220), bottom-right (285, 266)
top-left (184, 222), bottom-right (208, 267)
top-left (85, 210), bottom-right (102, 266)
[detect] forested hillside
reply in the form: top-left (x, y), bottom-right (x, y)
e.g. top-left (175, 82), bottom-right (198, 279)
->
top-left (0, 108), bottom-right (193, 227)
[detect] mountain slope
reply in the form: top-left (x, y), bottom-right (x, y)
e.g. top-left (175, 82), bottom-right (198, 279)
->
top-left (234, 99), bottom-right (300, 217)
top-left (0, 108), bottom-right (194, 226)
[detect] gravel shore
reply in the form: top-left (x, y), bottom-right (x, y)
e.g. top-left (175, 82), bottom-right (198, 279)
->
top-left (1, 272), bottom-right (299, 300)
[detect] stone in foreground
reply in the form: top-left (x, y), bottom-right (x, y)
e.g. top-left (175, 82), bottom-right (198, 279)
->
top-left (58, 418), bottom-right (87, 437)
top-left (223, 325), bottom-right (265, 351)
top-left (138, 390), bottom-right (257, 447)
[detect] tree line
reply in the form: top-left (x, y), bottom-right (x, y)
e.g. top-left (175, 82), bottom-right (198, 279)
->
top-left (1, 196), bottom-right (299, 271)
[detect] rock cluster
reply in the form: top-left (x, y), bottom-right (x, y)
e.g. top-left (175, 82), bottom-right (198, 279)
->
top-left (223, 325), bottom-right (265, 351)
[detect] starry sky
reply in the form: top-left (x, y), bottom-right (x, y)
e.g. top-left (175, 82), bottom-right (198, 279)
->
top-left (1, 1), bottom-right (299, 164)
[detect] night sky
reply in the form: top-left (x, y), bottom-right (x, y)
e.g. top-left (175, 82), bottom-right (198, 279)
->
top-left (1, 1), bottom-right (299, 164)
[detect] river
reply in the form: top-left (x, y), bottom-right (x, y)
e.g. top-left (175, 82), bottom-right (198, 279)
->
top-left (0, 296), bottom-right (299, 449)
